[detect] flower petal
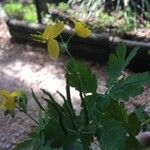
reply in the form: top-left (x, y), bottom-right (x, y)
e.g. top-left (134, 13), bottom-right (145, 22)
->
top-left (5, 98), bottom-right (16, 110)
top-left (0, 90), bottom-right (16, 110)
top-left (0, 95), bottom-right (6, 110)
top-left (47, 39), bottom-right (59, 60)
top-left (0, 90), bottom-right (11, 99)
top-left (42, 25), bottom-right (53, 40)
top-left (77, 27), bottom-right (91, 38)
top-left (73, 20), bottom-right (91, 38)
top-left (0, 105), bottom-right (5, 109)
top-left (74, 21), bottom-right (86, 32)
top-left (11, 91), bottom-right (20, 98)
top-left (52, 21), bottom-right (64, 38)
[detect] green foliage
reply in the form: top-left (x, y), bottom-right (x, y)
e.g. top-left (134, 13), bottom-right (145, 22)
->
top-left (107, 43), bottom-right (139, 87)
top-left (66, 60), bottom-right (97, 93)
top-left (123, 135), bottom-right (145, 150)
top-left (14, 139), bottom-right (62, 150)
top-left (58, 2), bottom-right (69, 12)
top-left (123, 7), bottom-right (138, 31)
top-left (102, 100), bottom-right (128, 123)
top-left (14, 140), bottom-right (34, 150)
top-left (134, 106), bottom-right (150, 131)
top-left (95, 11), bottom-right (116, 28)
top-left (99, 119), bottom-right (126, 150)
top-left (4, 2), bottom-right (37, 23)
top-left (126, 113), bottom-right (141, 136)
top-left (22, 4), bottom-right (37, 23)
top-left (4, 2), bottom-right (23, 19)
top-left (109, 72), bottom-right (150, 100)
top-left (16, 91), bottom-right (28, 113)
top-left (4, 109), bottom-right (15, 118)
top-left (66, 0), bottom-right (150, 32)
top-left (14, 43), bottom-right (150, 150)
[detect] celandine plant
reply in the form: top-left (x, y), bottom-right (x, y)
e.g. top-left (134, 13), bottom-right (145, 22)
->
top-left (0, 19), bottom-right (150, 150)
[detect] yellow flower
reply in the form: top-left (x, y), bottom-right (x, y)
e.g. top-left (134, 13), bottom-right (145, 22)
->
top-left (32, 22), bottom-right (64, 60)
top-left (0, 90), bottom-right (20, 110)
top-left (72, 19), bottom-right (91, 38)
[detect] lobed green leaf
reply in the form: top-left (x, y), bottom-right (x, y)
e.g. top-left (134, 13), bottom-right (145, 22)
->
top-left (99, 119), bottom-right (126, 150)
top-left (66, 60), bottom-right (97, 93)
top-left (126, 113), bottom-right (141, 136)
top-left (123, 135), bottom-right (145, 150)
top-left (109, 72), bottom-right (150, 101)
top-left (107, 43), bottom-right (139, 87)
top-left (16, 91), bottom-right (28, 113)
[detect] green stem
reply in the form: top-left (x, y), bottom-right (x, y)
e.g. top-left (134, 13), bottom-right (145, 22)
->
top-left (65, 73), bottom-right (75, 112)
top-left (44, 108), bottom-right (59, 124)
top-left (41, 89), bottom-right (63, 111)
top-left (31, 89), bottom-right (45, 111)
top-left (43, 97), bottom-right (68, 134)
top-left (141, 118), bottom-right (150, 126)
top-left (67, 34), bottom-right (75, 45)
top-left (66, 128), bottom-right (78, 134)
top-left (78, 82), bottom-right (89, 125)
top-left (66, 48), bottom-right (74, 59)
top-left (57, 91), bottom-right (78, 131)
top-left (81, 131), bottom-right (95, 135)
top-left (59, 34), bottom-right (74, 60)
top-left (17, 106), bottom-right (39, 125)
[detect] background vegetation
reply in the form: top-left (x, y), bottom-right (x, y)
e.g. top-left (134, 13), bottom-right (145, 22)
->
top-left (3, 0), bottom-right (150, 33)
top-left (3, 0), bottom-right (37, 23)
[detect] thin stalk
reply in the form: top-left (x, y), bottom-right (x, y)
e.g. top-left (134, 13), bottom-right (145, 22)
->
top-left (57, 91), bottom-right (78, 131)
top-left (66, 128), bottom-right (78, 134)
top-left (41, 89), bottom-right (63, 111)
top-left (78, 81), bottom-right (89, 125)
top-left (81, 131), bottom-right (95, 135)
top-left (31, 88), bottom-right (45, 111)
top-left (141, 118), bottom-right (150, 126)
top-left (43, 97), bottom-right (68, 134)
top-left (59, 34), bottom-right (74, 60)
top-left (44, 108), bottom-right (59, 124)
top-left (17, 106), bottom-right (39, 125)
top-left (65, 72), bottom-right (78, 125)
top-left (66, 34), bottom-right (75, 45)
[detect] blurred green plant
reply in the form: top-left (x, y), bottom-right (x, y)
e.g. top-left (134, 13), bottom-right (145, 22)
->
top-left (65, 0), bottom-right (150, 32)
top-left (123, 7), bottom-right (138, 31)
top-left (4, 2), bottom-right (37, 23)
top-left (58, 2), bottom-right (69, 12)
top-left (94, 10), bottom-right (116, 28)
top-left (4, 2), bottom-right (23, 19)
top-left (12, 41), bottom-right (150, 150)
top-left (22, 4), bottom-right (37, 23)
top-left (1, 20), bottom-right (149, 149)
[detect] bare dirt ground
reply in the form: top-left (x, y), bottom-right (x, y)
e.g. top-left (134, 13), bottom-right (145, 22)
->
top-left (0, 15), bottom-right (149, 150)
